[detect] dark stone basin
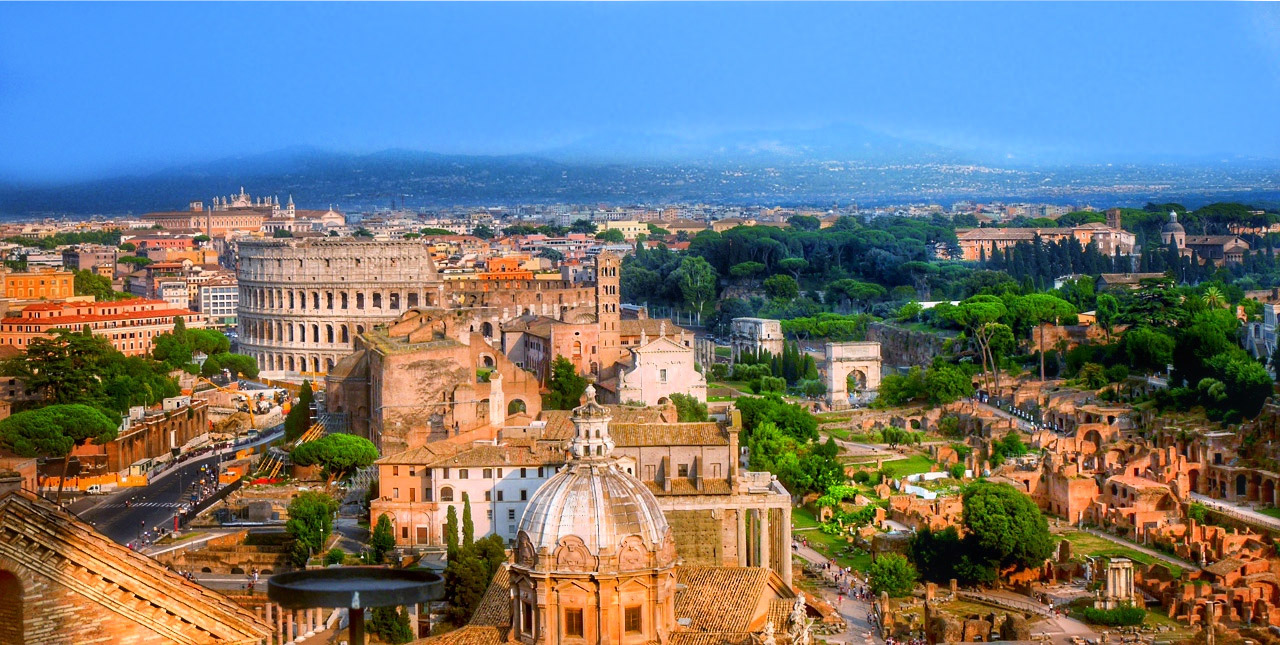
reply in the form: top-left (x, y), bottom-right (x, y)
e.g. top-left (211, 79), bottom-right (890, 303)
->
top-left (268, 567), bottom-right (444, 609)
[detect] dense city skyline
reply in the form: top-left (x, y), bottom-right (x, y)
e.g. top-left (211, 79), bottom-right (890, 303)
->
top-left (3, 2), bottom-right (1280, 183)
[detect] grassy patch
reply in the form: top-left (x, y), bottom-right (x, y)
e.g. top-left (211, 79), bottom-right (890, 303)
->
top-left (792, 506), bottom-right (822, 530)
top-left (798, 524), bottom-right (874, 571)
top-left (157, 530), bottom-right (208, 545)
top-left (880, 454), bottom-right (936, 478)
top-left (1257, 507), bottom-right (1280, 519)
top-left (1059, 531), bottom-right (1183, 578)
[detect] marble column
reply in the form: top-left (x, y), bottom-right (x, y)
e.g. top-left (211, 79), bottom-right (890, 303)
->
top-left (736, 507), bottom-right (747, 566)
top-left (759, 507), bottom-right (770, 571)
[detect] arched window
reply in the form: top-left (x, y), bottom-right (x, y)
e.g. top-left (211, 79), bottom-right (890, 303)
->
top-left (341, 292), bottom-right (349, 309)
top-left (440, 487), bottom-right (454, 502)
top-left (312, 292), bottom-right (320, 309)
top-left (373, 293), bottom-right (382, 309)
top-left (356, 292), bottom-right (365, 309)
top-left (326, 325), bottom-right (334, 343)
top-left (341, 325), bottom-right (350, 343)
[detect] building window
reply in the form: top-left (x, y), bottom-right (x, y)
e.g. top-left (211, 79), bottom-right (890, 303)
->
top-left (483, 468), bottom-right (492, 478)
top-left (508, 509), bottom-right (516, 520)
top-left (564, 609), bottom-right (584, 637)
top-left (520, 489), bottom-right (527, 501)
top-left (520, 467), bottom-right (527, 478)
top-left (625, 606), bottom-right (642, 633)
top-left (497, 490), bottom-right (504, 501)
top-left (486, 510), bottom-right (492, 520)
top-left (402, 526), bottom-right (409, 540)
top-left (393, 466), bottom-right (399, 476)
top-left (678, 464), bottom-right (689, 477)
top-left (659, 369), bottom-right (667, 383)
top-left (440, 487), bottom-right (454, 502)
top-left (392, 488), bottom-right (399, 499)
top-left (459, 469), bottom-right (468, 479)
top-left (484, 490), bottom-right (491, 501)
top-left (522, 602), bottom-right (534, 635)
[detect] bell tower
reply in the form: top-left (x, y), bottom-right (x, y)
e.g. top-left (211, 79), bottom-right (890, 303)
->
top-left (595, 252), bottom-right (622, 373)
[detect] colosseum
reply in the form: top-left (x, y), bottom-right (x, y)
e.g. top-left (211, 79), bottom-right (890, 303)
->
top-left (237, 238), bottom-right (601, 377)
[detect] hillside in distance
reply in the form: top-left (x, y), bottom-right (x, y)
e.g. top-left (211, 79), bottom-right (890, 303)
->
top-left (3, 145), bottom-right (1280, 216)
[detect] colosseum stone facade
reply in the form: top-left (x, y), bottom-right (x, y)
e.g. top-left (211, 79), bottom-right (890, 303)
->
top-left (237, 238), bottom-right (601, 377)
top-left (238, 239), bottom-right (444, 375)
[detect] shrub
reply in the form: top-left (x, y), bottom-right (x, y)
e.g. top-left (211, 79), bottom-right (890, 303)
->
top-left (325, 547), bottom-right (345, 565)
top-left (1080, 604), bottom-right (1145, 627)
top-left (948, 463), bottom-right (966, 479)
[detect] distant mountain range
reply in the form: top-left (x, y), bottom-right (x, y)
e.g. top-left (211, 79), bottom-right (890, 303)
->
top-left (2, 137), bottom-right (1280, 217)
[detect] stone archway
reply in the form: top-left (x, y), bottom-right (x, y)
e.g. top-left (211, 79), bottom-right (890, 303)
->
top-left (824, 341), bottom-right (882, 410)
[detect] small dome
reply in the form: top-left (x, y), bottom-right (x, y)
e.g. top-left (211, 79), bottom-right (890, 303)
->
top-left (518, 459), bottom-right (670, 559)
top-left (1162, 211), bottom-right (1185, 234)
top-left (515, 384), bottom-right (670, 568)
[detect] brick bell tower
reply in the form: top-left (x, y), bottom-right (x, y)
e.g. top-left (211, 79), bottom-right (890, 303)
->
top-left (595, 251), bottom-right (623, 375)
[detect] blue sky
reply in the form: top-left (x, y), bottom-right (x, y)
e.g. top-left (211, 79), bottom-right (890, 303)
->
top-left (1, 2), bottom-right (1278, 181)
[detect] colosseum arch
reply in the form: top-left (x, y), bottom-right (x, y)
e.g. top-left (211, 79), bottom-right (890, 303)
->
top-left (824, 341), bottom-right (882, 410)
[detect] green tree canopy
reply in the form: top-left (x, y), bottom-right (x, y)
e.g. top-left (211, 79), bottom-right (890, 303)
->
top-left (284, 380), bottom-right (314, 441)
top-left (290, 433), bottom-right (379, 480)
top-left (867, 553), bottom-right (918, 597)
top-left (369, 513), bottom-right (396, 564)
top-left (595, 229), bottom-right (626, 243)
top-left (543, 356), bottom-right (587, 410)
top-left (961, 481), bottom-right (1054, 571)
top-left (285, 491), bottom-right (339, 564)
top-left (762, 274), bottom-right (799, 300)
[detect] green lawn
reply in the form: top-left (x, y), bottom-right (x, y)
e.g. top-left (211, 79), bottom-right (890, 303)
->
top-left (1059, 531), bottom-right (1184, 578)
top-left (1257, 506), bottom-right (1280, 519)
top-left (792, 506), bottom-right (822, 529)
top-left (792, 506), bottom-right (873, 571)
top-left (880, 454), bottom-right (936, 478)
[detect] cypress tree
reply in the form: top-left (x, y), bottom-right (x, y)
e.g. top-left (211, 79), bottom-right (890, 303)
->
top-left (462, 493), bottom-right (474, 549)
top-left (444, 505), bottom-right (459, 561)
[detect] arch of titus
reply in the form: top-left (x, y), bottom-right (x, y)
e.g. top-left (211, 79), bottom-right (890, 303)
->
top-left (825, 341), bottom-right (882, 409)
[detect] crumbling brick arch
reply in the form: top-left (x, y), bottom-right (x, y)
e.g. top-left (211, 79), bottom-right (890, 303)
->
top-left (0, 568), bottom-right (22, 644)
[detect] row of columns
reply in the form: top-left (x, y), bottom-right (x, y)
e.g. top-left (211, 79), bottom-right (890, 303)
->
top-left (257, 603), bottom-right (330, 645)
top-left (733, 506), bottom-right (792, 585)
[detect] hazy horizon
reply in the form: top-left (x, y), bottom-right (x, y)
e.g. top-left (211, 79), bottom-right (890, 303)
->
top-left (3, 2), bottom-right (1280, 184)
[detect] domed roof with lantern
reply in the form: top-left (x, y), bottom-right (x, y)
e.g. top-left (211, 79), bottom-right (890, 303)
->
top-left (515, 384), bottom-right (672, 571)
top-left (1162, 211), bottom-right (1185, 234)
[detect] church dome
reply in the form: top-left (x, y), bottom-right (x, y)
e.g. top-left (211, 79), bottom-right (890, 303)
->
top-left (516, 386), bottom-right (671, 570)
top-left (1162, 211), bottom-right (1185, 234)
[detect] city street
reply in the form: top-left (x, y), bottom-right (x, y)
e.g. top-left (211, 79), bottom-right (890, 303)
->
top-left (75, 428), bottom-right (282, 544)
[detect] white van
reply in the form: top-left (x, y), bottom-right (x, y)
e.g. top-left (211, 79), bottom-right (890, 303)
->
top-left (85, 484), bottom-right (103, 495)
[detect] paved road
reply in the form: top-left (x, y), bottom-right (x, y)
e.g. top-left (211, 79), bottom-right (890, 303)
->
top-left (76, 429), bottom-right (282, 545)
top-left (78, 453), bottom-right (226, 544)
top-left (1191, 493), bottom-right (1280, 530)
top-left (1066, 527), bottom-right (1199, 571)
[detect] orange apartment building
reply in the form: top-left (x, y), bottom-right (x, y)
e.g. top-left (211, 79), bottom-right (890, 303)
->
top-left (3, 268), bottom-right (74, 300)
top-left (0, 298), bottom-right (204, 356)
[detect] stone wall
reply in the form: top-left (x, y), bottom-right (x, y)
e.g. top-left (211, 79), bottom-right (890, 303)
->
top-left (867, 322), bottom-right (955, 368)
top-left (0, 552), bottom-right (174, 645)
top-left (665, 509), bottom-right (727, 567)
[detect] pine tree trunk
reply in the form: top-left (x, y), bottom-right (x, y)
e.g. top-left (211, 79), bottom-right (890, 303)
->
top-left (55, 452), bottom-right (70, 506)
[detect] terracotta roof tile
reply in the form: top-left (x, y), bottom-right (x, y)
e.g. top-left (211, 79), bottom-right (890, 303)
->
top-left (675, 566), bottom-right (773, 633)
